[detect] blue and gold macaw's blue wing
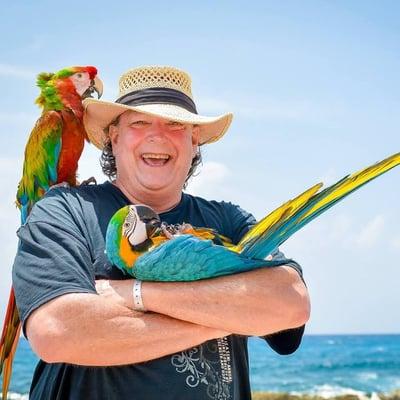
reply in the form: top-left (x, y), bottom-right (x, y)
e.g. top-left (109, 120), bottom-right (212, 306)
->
top-left (134, 234), bottom-right (288, 282)
top-left (236, 152), bottom-right (400, 260)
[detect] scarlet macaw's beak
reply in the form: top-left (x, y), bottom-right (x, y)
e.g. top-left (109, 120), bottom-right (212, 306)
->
top-left (82, 76), bottom-right (103, 99)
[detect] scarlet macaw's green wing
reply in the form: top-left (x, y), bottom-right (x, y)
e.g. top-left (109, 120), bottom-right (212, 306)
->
top-left (16, 111), bottom-right (62, 223)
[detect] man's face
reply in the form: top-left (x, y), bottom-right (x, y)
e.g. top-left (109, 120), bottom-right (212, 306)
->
top-left (109, 110), bottom-right (199, 195)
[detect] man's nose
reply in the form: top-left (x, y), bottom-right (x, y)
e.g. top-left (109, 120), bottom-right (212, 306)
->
top-left (146, 121), bottom-right (167, 143)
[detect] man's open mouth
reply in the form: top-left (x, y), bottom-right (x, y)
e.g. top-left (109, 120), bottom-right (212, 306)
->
top-left (141, 153), bottom-right (171, 166)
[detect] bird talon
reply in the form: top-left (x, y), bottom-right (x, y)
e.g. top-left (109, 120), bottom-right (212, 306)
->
top-left (79, 176), bottom-right (97, 186)
top-left (161, 224), bottom-right (174, 239)
top-left (49, 181), bottom-right (70, 190)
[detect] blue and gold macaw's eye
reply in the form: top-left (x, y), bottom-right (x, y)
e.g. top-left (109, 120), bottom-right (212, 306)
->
top-left (123, 207), bottom-right (138, 237)
top-left (125, 205), bottom-right (152, 247)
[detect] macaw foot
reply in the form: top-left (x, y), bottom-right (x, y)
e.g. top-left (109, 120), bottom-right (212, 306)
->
top-left (161, 224), bottom-right (174, 239)
top-left (178, 223), bottom-right (194, 234)
top-left (79, 176), bottom-right (97, 186)
top-left (49, 181), bottom-right (70, 191)
top-left (160, 222), bottom-right (194, 238)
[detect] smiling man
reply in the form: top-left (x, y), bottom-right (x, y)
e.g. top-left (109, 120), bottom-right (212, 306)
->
top-left (108, 111), bottom-right (199, 212)
top-left (12, 66), bottom-right (310, 400)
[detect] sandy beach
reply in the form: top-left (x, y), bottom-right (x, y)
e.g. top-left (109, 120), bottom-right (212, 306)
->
top-left (252, 391), bottom-right (400, 400)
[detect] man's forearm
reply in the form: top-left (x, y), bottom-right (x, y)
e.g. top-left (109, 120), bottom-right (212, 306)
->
top-left (26, 292), bottom-right (229, 366)
top-left (104, 266), bottom-right (310, 336)
top-left (142, 266), bottom-right (310, 336)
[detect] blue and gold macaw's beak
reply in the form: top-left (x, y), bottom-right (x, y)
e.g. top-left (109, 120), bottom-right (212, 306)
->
top-left (123, 205), bottom-right (161, 252)
top-left (134, 205), bottom-right (162, 239)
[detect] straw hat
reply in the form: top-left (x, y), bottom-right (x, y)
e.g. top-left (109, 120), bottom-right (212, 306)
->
top-left (83, 66), bottom-right (233, 149)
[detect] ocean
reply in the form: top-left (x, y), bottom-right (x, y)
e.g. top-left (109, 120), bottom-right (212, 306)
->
top-left (2, 334), bottom-right (400, 399)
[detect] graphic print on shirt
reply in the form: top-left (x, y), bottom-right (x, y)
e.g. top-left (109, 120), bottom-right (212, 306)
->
top-left (171, 337), bottom-right (233, 399)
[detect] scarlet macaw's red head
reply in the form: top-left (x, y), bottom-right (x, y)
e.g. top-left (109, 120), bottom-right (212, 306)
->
top-left (35, 65), bottom-right (103, 112)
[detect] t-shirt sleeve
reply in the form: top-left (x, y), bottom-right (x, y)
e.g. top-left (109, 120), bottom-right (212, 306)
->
top-left (12, 191), bottom-right (97, 336)
top-left (263, 325), bottom-right (305, 355)
top-left (220, 201), bottom-right (257, 245)
top-left (259, 250), bottom-right (305, 354)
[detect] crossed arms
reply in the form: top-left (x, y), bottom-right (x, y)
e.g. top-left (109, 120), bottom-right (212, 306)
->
top-left (26, 266), bottom-right (310, 366)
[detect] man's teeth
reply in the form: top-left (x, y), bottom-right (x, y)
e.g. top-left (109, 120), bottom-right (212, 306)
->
top-left (142, 153), bottom-right (170, 160)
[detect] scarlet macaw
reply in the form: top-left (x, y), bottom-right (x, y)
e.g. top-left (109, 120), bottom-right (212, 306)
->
top-left (0, 66), bottom-right (103, 399)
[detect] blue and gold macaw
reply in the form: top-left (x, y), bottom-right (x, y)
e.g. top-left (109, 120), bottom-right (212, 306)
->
top-left (106, 152), bottom-right (400, 281)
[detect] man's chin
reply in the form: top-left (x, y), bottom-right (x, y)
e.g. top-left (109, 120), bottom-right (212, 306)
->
top-left (140, 179), bottom-right (175, 192)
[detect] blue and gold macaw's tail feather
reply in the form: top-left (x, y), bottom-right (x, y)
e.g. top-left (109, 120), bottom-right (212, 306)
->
top-left (236, 152), bottom-right (400, 260)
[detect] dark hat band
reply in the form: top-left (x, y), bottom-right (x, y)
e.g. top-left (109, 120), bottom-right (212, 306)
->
top-left (116, 87), bottom-right (197, 114)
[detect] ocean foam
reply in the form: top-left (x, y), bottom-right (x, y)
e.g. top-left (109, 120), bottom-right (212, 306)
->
top-left (304, 384), bottom-right (367, 399)
top-left (358, 372), bottom-right (378, 381)
top-left (0, 393), bottom-right (29, 400)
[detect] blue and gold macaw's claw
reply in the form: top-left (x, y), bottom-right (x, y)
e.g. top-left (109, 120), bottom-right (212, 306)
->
top-left (134, 234), bottom-right (289, 282)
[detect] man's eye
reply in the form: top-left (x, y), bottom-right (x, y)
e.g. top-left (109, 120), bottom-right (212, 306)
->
top-left (168, 122), bottom-right (185, 130)
top-left (131, 121), bottom-right (150, 126)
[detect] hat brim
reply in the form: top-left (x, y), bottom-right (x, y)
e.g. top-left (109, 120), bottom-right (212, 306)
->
top-left (83, 98), bottom-right (233, 149)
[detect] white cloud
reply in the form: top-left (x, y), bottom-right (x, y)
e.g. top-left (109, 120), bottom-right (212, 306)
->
top-left (77, 144), bottom-right (106, 184)
top-left (390, 235), bottom-right (400, 250)
top-left (186, 161), bottom-right (231, 198)
top-left (0, 64), bottom-right (36, 80)
top-left (317, 167), bottom-right (339, 186)
top-left (328, 214), bottom-right (354, 242)
top-left (355, 215), bottom-right (385, 247)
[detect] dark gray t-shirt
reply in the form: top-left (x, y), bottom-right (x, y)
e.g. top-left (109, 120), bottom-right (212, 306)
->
top-left (12, 181), bottom-right (305, 400)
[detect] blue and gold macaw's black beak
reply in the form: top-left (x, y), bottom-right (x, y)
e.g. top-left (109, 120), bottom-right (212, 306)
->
top-left (135, 205), bottom-right (162, 238)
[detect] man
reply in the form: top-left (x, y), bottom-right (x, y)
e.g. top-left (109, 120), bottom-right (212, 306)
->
top-left (12, 66), bottom-right (310, 399)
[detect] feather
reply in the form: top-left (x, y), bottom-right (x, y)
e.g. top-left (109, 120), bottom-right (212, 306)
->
top-left (0, 65), bottom-right (102, 400)
top-left (107, 152), bottom-right (400, 283)
top-left (240, 152), bottom-right (400, 259)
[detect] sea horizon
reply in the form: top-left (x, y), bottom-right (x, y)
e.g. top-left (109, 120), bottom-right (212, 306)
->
top-left (1, 333), bottom-right (398, 399)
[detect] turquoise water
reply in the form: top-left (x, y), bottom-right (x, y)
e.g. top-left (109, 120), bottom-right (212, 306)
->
top-left (249, 334), bottom-right (400, 396)
top-left (3, 335), bottom-right (400, 398)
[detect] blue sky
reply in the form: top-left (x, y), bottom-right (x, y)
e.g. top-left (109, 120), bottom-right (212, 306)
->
top-left (0, 1), bottom-right (399, 334)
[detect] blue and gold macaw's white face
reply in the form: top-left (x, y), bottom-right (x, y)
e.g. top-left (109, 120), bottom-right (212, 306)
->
top-left (123, 205), bottom-right (162, 248)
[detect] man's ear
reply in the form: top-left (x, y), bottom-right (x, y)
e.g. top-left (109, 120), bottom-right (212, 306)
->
top-left (109, 124), bottom-right (119, 146)
top-left (192, 125), bottom-right (200, 156)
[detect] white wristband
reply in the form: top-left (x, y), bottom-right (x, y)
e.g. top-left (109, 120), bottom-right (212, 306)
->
top-left (133, 279), bottom-right (146, 312)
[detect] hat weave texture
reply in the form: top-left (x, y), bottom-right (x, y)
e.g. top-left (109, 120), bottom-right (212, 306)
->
top-left (118, 66), bottom-right (193, 100)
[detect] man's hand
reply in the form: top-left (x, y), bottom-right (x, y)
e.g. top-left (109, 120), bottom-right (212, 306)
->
top-left (95, 279), bottom-right (134, 309)
top-left (95, 266), bottom-right (310, 338)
